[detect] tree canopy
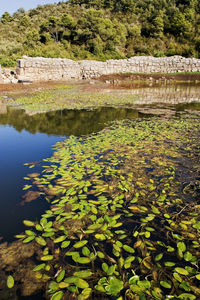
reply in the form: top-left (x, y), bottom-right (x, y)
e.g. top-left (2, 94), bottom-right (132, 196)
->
top-left (0, 0), bottom-right (199, 66)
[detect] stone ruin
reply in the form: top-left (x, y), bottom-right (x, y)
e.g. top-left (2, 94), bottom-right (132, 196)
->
top-left (0, 65), bottom-right (18, 84)
top-left (1, 55), bottom-right (200, 83)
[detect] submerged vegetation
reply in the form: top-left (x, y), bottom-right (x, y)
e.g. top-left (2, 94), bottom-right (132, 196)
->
top-left (3, 116), bottom-right (199, 299)
top-left (6, 84), bottom-right (138, 113)
top-left (1, 0), bottom-right (200, 66)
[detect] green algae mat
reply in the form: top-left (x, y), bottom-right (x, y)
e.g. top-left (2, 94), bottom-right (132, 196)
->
top-left (8, 116), bottom-right (200, 299)
top-left (6, 85), bottom-right (138, 113)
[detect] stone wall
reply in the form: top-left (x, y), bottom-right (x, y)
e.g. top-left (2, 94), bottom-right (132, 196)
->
top-left (1, 55), bottom-right (200, 83)
top-left (16, 56), bottom-right (200, 82)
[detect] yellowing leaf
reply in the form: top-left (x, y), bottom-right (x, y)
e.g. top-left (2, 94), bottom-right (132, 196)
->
top-left (7, 275), bottom-right (14, 289)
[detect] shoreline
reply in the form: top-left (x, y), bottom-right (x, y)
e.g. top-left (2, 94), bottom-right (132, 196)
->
top-left (0, 72), bottom-right (200, 94)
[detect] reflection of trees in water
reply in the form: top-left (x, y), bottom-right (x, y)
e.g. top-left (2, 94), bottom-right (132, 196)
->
top-left (133, 85), bottom-right (200, 105)
top-left (0, 107), bottom-right (140, 136)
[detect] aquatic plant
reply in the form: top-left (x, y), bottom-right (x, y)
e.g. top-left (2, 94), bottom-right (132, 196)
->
top-left (16, 116), bottom-right (200, 299)
top-left (6, 86), bottom-right (138, 113)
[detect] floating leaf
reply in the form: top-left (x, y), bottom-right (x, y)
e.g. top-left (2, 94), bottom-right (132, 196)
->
top-left (65, 277), bottom-right (89, 289)
top-left (180, 281), bottom-right (191, 292)
top-left (23, 220), bottom-right (35, 227)
top-left (41, 255), bottom-right (54, 261)
top-left (178, 293), bottom-right (196, 299)
top-left (165, 262), bottom-right (175, 267)
top-left (74, 240), bottom-right (88, 249)
top-left (123, 245), bottom-right (135, 253)
top-left (175, 268), bottom-right (189, 276)
top-left (61, 241), bottom-right (70, 248)
top-left (36, 224), bottom-right (43, 231)
top-left (74, 270), bottom-right (92, 278)
top-left (43, 231), bottom-right (54, 238)
top-left (137, 280), bottom-right (151, 289)
top-left (15, 234), bottom-right (26, 239)
top-left (97, 251), bottom-right (105, 259)
top-left (25, 230), bottom-right (35, 236)
top-left (59, 282), bottom-right (69, 289)
top-left (76, 257), bottom-right (90, 264)
top-left (177, 242), bottom-right (186, 252)
top-left (23, 236), bottom-right (35, 243)
top-left (35, 236), bottom-right (46, 246)
top-left (53, 236), bottom-right (66, 243)
top-left (76, 278), bottom-right (89, 289)
top-left (102, 263), bottom-right (109, 273)
top-left (33, 263), bottom-right (46, 272)
top-left (78, 288), bottom-right (92, 300)
top-left (82, 247), bottom-right (90, 256)
top-left (160, 281), bottom-right (171, 289)
top-left (50, 291), bottom-right (64, 300)
top-left (95, 234), bottom-right (106, 241)
top-left (128, 206), bottom-right (140, 213)
top-left (57, 270), bottom-right (65, 283)
top-left (173, 272), bottom-right (183, 283)
top-left (184, 251), bottom-right (196, 262)
top-left (129, 275), bottom-right (139, 284)
top-left (155, 253), bottom-right (163, 262)
top-left (7, 275), bottom-right (14, 289)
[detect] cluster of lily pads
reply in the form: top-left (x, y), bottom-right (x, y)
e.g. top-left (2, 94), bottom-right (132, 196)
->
top-left (15, 117), bottom-right (200, 299)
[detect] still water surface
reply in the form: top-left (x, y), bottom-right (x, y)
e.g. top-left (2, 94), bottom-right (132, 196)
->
top-left (0, 107), bottom-right (145, 241)
top-left (0, 85), bottom-right (200, 242)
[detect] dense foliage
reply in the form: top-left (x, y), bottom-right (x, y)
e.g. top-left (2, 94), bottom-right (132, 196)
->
top-left (0, 0), bottom-right (200, 66)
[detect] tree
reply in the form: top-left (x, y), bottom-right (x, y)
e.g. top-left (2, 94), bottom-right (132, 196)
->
top-left (19, 15), bottom-right (31, 27)
top-left (40, 16), bottom-right (62, 42)
top-left (151, 10), bottom-right (164, 38)
top-left (1, 12), bottom-right (12, 24)
top-left (24, 29), bottom-right (40, 47)
top-left (169, 10), bottom-right (193, 38)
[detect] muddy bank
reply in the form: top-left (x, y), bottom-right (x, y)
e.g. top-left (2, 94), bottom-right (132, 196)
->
top-left (1, 73), bottom-right (200, 95)
top-left (0, 81), bottom-right (78, 94)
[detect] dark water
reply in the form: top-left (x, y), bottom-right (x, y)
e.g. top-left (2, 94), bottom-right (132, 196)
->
top-left (0, 102), bottom-right (200, 242)
top-left (0, 94), bottom-right (200, 300)
top-left (0, 106), bottom-right (144, 242)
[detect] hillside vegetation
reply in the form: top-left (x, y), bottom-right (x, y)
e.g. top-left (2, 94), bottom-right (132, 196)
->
top-left (0, 0), bottom-right (200, 66)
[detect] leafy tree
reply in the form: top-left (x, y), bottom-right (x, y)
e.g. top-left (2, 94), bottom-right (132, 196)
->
top-left (169, 10), bottom-right (193, 38)
top-left (150, 10), bottom-right (164, 38)
top-left (1, 12), bottom-right (12, 24)
top-left (24, 29), bottom-right (40, 48)
top-left (19, 15), bottom-right (31, 27)
top-left (40, 16), bottom-right (62, 42)
top-left (0, 0), bottom-right (199, 66)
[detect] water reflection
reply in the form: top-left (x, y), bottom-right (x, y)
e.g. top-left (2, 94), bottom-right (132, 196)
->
top-left (111, 84), bottom-right (200, 106)
top-left (0, 106), bottom-right (141, 136)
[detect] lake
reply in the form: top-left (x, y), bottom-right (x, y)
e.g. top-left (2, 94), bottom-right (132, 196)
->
top-left (0, 85), bottom-right (200, 299)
